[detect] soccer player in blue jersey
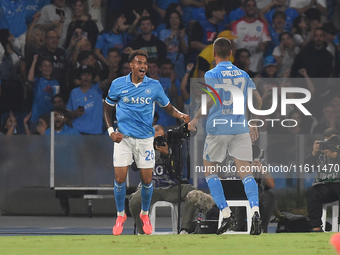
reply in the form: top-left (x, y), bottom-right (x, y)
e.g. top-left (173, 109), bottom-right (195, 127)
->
top-left (104, 49), bottom-right (190, 236)
top-left (190, 37), bottom-right (263, 235)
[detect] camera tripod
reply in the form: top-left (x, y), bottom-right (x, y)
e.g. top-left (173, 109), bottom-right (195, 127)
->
top-left (169, 140), bottom-right (190, 234)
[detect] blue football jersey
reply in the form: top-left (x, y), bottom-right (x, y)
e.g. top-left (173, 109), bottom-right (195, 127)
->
top-left (67, 82), bottom-right (104, 134)
top-left (106, 74), bottom-right (170, 139)
top-left (205, 61), bottom-right (256, 135)
top-left (45, 125), bottom-right (81, 135)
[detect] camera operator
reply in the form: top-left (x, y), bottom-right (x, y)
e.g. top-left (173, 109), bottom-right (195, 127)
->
top-left (304, 127), bottom-right (340, 232)
top-left (129, 125), bottom-right (197, 234)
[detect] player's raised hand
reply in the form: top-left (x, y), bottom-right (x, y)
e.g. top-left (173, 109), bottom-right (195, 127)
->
top-left (111, 132), bottom-right (123, 143)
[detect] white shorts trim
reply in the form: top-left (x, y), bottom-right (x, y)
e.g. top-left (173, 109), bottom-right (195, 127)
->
top-left (113, 136), bottom-right (155, 169)
top-left (203, 133), bottom-right (252, 163)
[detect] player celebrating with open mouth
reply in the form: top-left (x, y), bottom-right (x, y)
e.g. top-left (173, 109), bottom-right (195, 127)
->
top-left (104, 49), bottom-right (190, 236)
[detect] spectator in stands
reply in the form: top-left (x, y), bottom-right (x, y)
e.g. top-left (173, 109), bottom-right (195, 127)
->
top-left (159, 9), bottom-right (188, 81)
top-left (66, 65), bottom-right (104, 134)
top-left (259, 0), bottom-right (299, 32)
top-left (24, 112), bottom-right (50, 135)
top-left (27, 54), bottom-right (59, 130)
top-left (0, 111), bottom-right (18, 136)
top-left (131, 16), bottom-right (167, 63)
top-left (25, 0), bottom-right (50, 25)
top-left (292, 15), bottom-right (311, 49)
top-left (99, 47), bottom-right (123, 98)
top-left (176, 0), bottom-right (198, 26)
top-left (229, 0), bottom-right (246, 23)
top-left (290, 28), bottom-right (334, 78)
top-left (95, 11), bottom-right (135, 65)
top-left (152, 0), bottom-right (181, 21)
top-left (193, 30), bottom-right (237, 78)
top-left (188, 1), bottom-right (226, 63)
top-left (0, 29), bottom-right (24, 114)
top-left (70, 50), bottom-right (101, 88)
top-left (288, 0), bottom-right (317, 14)
top-left (37, 29), bottom-right (68, 97)
top-left (147, 58), bottom-right (177, 127)
top-left (272, 32), bottom-right (297, 77)
top-left (45, 108), bottom-right (80, 135)
top-left (190, 0), bottom-right (228, 24)
top-left (282, 109), bottom-right (310, 134)
top-left (322, 22), bottom-right (340, 77)
top-left (69, 36), bottom-right (93, 66)
top-left (64, 0), bottom-right (99, 50)
top-left (233, 48), bottom-right (251, 74)
top-left (0, 0), bottom-right (28, 56)
top-left (25, 20), bottom-right (45, 70)
top-left (53, 93), bottom-right (66, 110)
top-left (88, 0), bottom-right (103, 32)
top-left (37, 0), bottom-right (72, 48)
top-left (53, 93), bottom-right (73, 127)
top-left (304, 8), bottom-right (323, 36)
top-left (313, 104), bottom-right (340, 134)
top-left (262, 10), bottom-right (286, 57)
top-left (231, 0), bottom-right (271, 72)
top-left (120, 58), bottom-right (132, 76)
top-left (159, 58), bottom-right (180, 106)
top-left (261, 55), bottom-right (278, 78)
top-left (156, 3), bottom-right (183, 36)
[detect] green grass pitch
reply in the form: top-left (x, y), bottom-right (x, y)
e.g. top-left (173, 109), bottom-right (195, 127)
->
top-left (0, 233), bottom-right (338, 255)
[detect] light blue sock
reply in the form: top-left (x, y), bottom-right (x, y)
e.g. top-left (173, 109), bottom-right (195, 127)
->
top-left (114, 180), bottom-right (126, 212)
top-left (141, 182), bottom-right (153, 211)
top-left (205, 174), bottom-right (228, 211)
top-left (242, 175), bottom-right (259, 208)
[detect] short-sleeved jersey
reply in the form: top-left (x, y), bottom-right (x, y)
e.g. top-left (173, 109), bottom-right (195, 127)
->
top-left (264, 8), bottom-right (299, 32)
top-left (231, 18), bottom-right (271, 55)
top-left (0, 0), bottom-right (27, 37)
top-left (229, 8), bottom-right (245, 23)
top-left (95, 31), bottom-right (127, 57)
top-left (205, 61), bottom-right (256, 135)
top-left (31, 77), bottom-right (59, 123)
top-left (45, 124), bottom-right (81, 135)
top-left (66, 82), bottom-right (104, 134)
top-left (106, 74), bottom-right (170, 139)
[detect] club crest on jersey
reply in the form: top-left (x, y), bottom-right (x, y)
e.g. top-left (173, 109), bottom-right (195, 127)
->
top-left (145, 89), bottom-right (151, 94)
top-left (256, 26), bottom-right (261, 31)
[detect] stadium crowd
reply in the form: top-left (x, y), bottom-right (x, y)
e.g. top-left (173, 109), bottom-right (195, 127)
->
top-left (0, 0), bottom-right (340, 135)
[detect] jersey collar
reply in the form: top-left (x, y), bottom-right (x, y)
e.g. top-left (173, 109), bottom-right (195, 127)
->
top-left (126, 73), bottom-right (149, 85)
top-left (217, 61), bottom-right (232, 67)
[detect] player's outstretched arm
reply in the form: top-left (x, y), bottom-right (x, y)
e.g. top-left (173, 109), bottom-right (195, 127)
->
top-left (163, 103), bottom-right (190, 123)
top-left (103, 101), bottom-right (123, 143)
top-left (249, 89), bottom-right (262, 142)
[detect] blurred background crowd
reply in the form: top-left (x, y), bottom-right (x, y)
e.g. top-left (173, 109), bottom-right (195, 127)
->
top-left (0, 0), bottom-right (340, 136)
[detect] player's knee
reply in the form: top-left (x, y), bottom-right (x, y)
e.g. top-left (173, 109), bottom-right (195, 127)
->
top-left (141, 178), bottom-right (152, 185)
top-left (115, 177), bottom-right (126, 184)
